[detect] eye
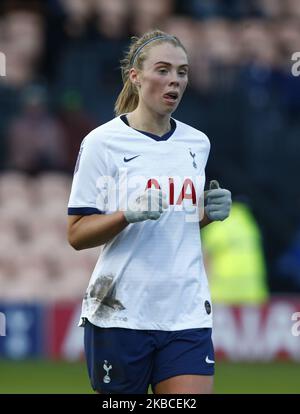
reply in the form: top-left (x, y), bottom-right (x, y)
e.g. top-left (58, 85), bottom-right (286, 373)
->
top-left (178, 70), bottom-right (188, 77)
top-left (158, 68), bottom-right (168, 74)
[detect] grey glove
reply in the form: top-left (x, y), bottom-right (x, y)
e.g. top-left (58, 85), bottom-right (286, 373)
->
top-left (124, 188), bottom-right (168, 223)
top-left (204, 180), bottom-right (232, 222)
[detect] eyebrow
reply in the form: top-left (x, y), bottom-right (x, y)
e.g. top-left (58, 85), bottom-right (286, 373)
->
top-left (154, 61), bottom-right (189, 68)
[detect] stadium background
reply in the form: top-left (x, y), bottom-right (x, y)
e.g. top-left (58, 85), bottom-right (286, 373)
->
top-left (0, 0), bottom-right (300, 393)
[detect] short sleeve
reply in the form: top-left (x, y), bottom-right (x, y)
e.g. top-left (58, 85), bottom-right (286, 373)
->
top-left (68, 132), bottom-right (108, 215)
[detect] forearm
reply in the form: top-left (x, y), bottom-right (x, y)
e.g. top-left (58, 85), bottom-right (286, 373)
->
top-left (200, 211), bottom-right (212, 229)
top-left (68, 211), bottom-right (129, 250)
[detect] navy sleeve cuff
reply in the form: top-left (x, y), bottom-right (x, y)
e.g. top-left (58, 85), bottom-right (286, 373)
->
top-left (68, 207), bottom-right (105, 215)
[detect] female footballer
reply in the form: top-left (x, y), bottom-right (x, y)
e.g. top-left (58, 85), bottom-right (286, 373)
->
top-left (67, 30), bottom-right (232, 394)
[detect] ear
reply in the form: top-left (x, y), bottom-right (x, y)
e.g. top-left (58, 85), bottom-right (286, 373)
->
top-left (129, 67), bottom-right (141, 87)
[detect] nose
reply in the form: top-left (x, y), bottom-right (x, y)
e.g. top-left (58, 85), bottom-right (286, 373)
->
top-left (169, 75), bottom-right (180, 87)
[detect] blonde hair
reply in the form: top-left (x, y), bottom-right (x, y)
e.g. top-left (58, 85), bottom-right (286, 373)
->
top-left (114, 29), bottom-right (187, 116)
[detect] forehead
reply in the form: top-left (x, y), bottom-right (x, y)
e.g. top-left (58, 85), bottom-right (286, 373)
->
top-left (143, 43), bottom-right (188, 67)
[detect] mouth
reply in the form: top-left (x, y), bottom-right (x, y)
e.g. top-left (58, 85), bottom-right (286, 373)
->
top-left (163, 91), bottom-right (179, 105)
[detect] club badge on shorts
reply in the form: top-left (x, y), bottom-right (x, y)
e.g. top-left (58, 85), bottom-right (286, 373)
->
top-left (103, 360), bottom-right (112, 383)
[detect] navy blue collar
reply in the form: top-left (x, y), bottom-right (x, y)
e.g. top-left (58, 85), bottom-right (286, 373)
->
top-left (120, 115), bottom-right (176, 142)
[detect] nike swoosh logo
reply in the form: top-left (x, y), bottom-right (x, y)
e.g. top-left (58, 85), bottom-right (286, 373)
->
top-left (205, 356), bottom-right (215, 364)
top-left (124, 155), bottom-right (140, 163)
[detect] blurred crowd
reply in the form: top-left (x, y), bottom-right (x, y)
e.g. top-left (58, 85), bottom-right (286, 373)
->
top-left (0, 171), bottom-right (99, 302)
top-left (0, 0), bottom-right (300, 297)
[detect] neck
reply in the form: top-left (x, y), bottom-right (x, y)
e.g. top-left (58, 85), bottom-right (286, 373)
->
top-left (127, 105), bottom-right (171, 137)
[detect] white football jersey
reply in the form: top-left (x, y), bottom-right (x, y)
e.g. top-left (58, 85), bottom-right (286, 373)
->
top-left (68, 115), bottom-right (213, 330)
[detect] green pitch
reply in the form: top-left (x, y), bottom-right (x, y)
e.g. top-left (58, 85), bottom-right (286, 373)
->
top-left (0, 360), bottom-right (299, 394)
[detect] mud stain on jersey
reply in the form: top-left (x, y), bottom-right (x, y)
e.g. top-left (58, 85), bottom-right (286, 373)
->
top-left (88, 274), bottom-right (125, 311)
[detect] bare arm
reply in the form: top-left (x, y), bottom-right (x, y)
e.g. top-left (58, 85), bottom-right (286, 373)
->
top-left (68, 212), bottom-right (129, 250)
top-left (200, 211), bottom-right (213, 229)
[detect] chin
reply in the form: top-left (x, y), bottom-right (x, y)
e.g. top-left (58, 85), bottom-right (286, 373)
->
top-left (160, 105), bottom-right (177, 116)
top-left (166, 106), bottom-right (177, 115)
top-left (158, 110), bottom-right (174, 117)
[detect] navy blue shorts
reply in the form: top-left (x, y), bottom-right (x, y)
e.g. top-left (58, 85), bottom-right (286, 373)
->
top-left (84, 319), bottom-right (215, 394)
